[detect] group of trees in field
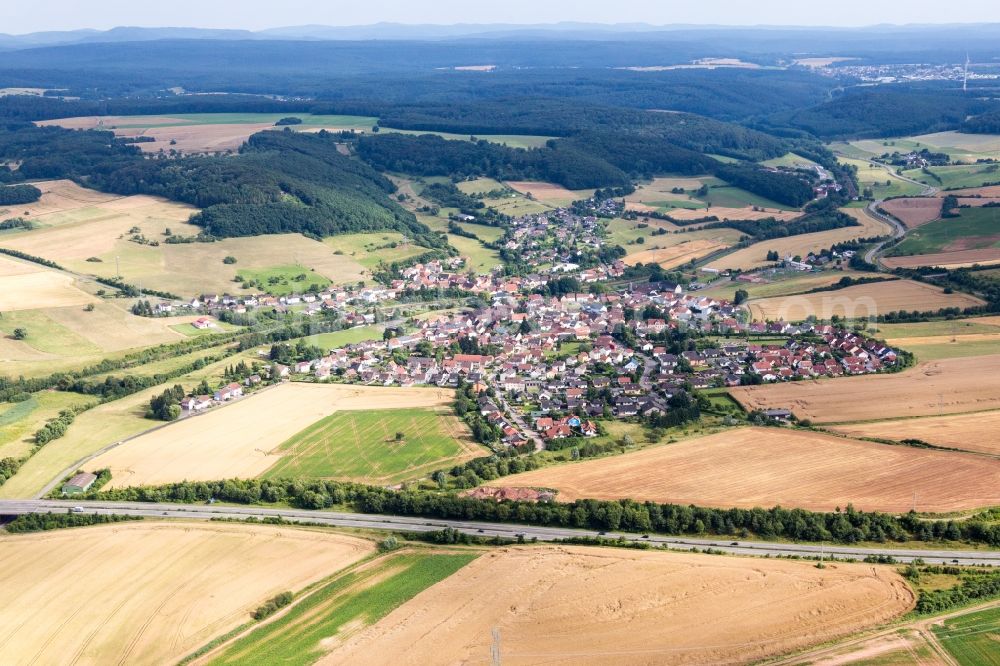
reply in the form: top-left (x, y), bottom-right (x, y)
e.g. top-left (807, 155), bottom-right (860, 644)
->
top-left (0, 183), bottom-right (41, 204)
top-left (147, 384), bottom-right (185, 421)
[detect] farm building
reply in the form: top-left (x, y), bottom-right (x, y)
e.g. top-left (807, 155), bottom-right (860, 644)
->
top-left (61, 472), bottom-right (97, 495)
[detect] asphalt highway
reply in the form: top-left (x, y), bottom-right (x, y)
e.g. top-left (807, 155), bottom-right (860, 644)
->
top-left (4, 499), bottom-right (1000, 565)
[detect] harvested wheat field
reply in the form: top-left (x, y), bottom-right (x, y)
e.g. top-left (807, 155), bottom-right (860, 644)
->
top-left (0, 267), bottom-right (97, 311)
top-left (505, 181), bottom-right (591, 205)
top-left (127, 123), bottom-right (276, 153)
top-left (882, 249), bottom-right (1000, 269)
top-left (1, 182), bottom-right (201, 264)
top-left (323, 546), bottom-right (913, 666)
top-left (0, 521), bottom-right (372, 666)
top-left (91, 383), bottom-right (457, 488)
top-left (831, 410), bottom-right (1000, 454)
top-left (622, 238), bottom-right (729, 268)
top-left (708, 209), bottom-right (892, 271)
top-left (485, 427), bottom-right (1000, 513)
top-left (0, 179), bottom-right (120, 219)
top-left (747, 279), bottom-right (982, 322)
top-left (667, 205), bottom-right (801, 222)
top-left (731, 354), bottom-right (1000, 423)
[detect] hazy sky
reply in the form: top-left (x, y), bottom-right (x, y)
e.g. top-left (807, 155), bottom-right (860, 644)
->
top-left (4, 0), bottom-right (1000, 34)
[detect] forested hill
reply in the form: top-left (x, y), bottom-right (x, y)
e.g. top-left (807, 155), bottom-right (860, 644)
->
top-left (0, 123), bottom-right (443, 248)
top-left (357, 132), bottom-right (817, 208)
top-left (762, 86), bottom-right (1000, 139)
top-left (375, 99), bottom-right (786, 161)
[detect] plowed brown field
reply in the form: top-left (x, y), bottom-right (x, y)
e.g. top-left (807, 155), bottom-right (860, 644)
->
top-left (323, 546), bottom-right (914, 666)
top-left (730, 355), bottom-right (1000, 422)
top-left (484, 427), bottom-right (1000, 513)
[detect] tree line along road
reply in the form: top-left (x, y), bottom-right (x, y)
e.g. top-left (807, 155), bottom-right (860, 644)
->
top-left (4, 499), bottom-right (1000, 566)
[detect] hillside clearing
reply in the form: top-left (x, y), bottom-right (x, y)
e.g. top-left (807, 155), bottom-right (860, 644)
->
top-left (0, 522), bottom-right (372, 666)
top-left (485, 427), bottom-right (1000, 513)
top-left (323, 546), bottom-right (913, 666)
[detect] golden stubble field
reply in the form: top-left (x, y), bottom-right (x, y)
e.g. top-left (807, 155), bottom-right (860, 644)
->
top-left (90, 383), bottom-right (457, 489)
top-left (323, 546), bottom-right (914, 666)
top-left (0, 258), bottom-right (96, 310)
top-left (746, 279), bottom-right (983, 322)
top-left (0, 522), bottom-right (373, 666)
top-left (731, 354), bottom-right (1000, 423)
top-left (831, 410), bottom-right (1000, 454)
top-left (622, 238), bottom-right (729, 268)
top-left (707, 208), bottom-right (893, 271)
top-left (485, 427), bottom-right (1000, 513)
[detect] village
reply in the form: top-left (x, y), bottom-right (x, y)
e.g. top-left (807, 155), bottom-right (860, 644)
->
top-left (142, 196), bottom-right (906, 449)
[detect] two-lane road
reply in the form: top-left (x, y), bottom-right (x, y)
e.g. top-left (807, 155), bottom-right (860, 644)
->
top-left (5, 499), bottom-right (1000, 565)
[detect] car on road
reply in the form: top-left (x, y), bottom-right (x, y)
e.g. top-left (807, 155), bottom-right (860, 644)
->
top-left (70, 506), bottom-right (85, 513)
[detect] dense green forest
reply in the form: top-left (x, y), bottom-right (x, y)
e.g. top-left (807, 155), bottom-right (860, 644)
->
top-left (0, 123), bottom-right (444, 248)
top-left (763, 86), bottom-right (1000, 139)
top-left (375, 99), bottom-right (786, 160)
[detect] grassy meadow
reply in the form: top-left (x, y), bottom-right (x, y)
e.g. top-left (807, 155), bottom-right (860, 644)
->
top-left (263, 407), bottom-right (481, 484)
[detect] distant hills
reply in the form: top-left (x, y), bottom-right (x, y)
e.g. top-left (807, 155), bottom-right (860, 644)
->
top-left (4, 22), bottom-right (1000, 52)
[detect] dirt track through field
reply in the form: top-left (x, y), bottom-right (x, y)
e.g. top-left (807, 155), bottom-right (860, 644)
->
top-left (90, 383), bottom-right (456, 488)
top-left (730, 354), bottom-right (1000, 422)
top-left (322, 546), bottom-right (913, 666)
top-left (0, 522), bottom-right (372, 666)
top-left (485, 427), bottom-right (1000, 513)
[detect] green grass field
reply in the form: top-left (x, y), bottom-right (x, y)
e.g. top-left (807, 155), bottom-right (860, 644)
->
top-left (903, 339), bottom-right (1000, 361)
top-left (0, 392), bottom-right (95, 460)
top-left (875, 318), bottom-right (1000, 338)
top-left (760, 152), bottom-right (821, 169)
top-left (839, 158), bottom-right (926, 198)
top-left (324, 232), bottom-right (429, 270)
top-left (447, 234), bottom-right (502, 274)
top-left (934, 605), bottom-right (1000, 666)
top-left (302, 326), bottom-right (383, 351)
top-left (889, 207), bottom-right (1000, 256)
top-left (697, 271), bottom-right (875, 301)
top-left (704, 184), bottom-right (798, 210)
top-left (454, 222), bottom-right (504, 243)
top-left (207, 551), bottom-right (478, 666)
top-left (236, 265), bottom-right (332, 296)
top-left (904, 164), bottom-right (1000, 190)
top-left (263, 407), bottom-right (481, 484)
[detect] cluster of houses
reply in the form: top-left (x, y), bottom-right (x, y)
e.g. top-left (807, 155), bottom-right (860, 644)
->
top-left (745, 326), bottom-right (898, 381)
top-left (178, 377), bottom-right (261, 414)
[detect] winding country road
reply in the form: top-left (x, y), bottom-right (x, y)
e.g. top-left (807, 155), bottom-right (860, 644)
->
top-left (856, 158), bottom-right (938, 268)
top-left (5, 499), bottom-right (1000, 566)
